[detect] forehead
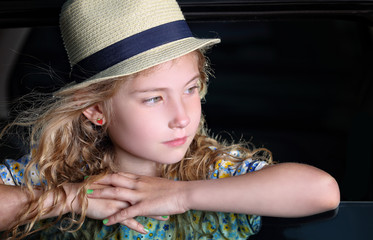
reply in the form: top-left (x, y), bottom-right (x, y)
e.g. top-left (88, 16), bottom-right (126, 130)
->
top-left (122, 52), bottom-right (200, 89)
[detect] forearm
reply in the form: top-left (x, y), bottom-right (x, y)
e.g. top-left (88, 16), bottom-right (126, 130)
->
top-left (82, 165), bottom-right (339, 231)
top-left (0, 184), bottom-right (31, 231)
top-left (184, 162), bottom-right (340, 217)
top-left (0, 183), bottom-right (76, 231)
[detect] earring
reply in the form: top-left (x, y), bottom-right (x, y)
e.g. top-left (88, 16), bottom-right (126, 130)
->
top-left (96, 118), bottom-right (103, 125)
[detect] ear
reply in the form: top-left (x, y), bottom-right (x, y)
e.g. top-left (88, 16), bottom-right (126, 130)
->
top-left (83, 104), bottom-right (106, 125)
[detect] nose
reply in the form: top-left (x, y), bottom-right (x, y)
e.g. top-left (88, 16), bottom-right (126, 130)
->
top-left (168, 98), bottom-right (190, 129)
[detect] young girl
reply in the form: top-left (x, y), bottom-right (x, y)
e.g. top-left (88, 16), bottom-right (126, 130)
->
top-left (0, 0), bottom-right (340, 239)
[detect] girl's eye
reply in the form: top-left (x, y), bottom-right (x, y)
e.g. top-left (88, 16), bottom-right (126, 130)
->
top-left (143, 96), bottom-right (163, 104)
top-left (185, 86), bottom-right (199, 94)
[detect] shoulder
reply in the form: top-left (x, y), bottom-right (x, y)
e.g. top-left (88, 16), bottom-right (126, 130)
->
top-left (209, 149), bottom-right (268, 179)
top-left (0, 153), bottom-right (40, 186)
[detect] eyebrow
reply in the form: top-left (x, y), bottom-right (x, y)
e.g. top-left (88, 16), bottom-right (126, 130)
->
top-left (130, 74), bottom-right (200, 94)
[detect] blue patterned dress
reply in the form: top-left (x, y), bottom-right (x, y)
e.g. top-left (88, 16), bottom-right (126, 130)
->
top-left (0, 151), bottom-right (267, 239)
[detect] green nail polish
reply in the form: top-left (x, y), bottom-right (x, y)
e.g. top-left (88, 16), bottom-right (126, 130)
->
top-left (162, 216), bottom-right (168, 219)
top-left (103, 219), bottom-right (109, 225)
top-left (87, 189), bottom-right (94, 194)
top-left (84, 176), bottom-right (89, 180)
top-left (144, 227), bottom-right (149, 233)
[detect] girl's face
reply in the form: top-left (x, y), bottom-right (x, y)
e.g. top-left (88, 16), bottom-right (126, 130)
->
top-left (107, 52), bottom-right (202, 166)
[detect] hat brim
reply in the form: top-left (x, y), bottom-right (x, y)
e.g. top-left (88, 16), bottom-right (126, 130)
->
top-left (60, 37), bottom-right (220, 92)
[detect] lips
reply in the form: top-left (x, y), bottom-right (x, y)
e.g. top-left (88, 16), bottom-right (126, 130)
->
top-left (163, 136), bottom-right (187, 147)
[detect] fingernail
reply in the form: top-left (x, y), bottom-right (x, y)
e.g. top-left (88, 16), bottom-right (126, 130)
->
top-left (84, 176), bottom-right (89, 180)
top-left (162, 216), bottom-right (168, 219)
top-left (103, 219), bottom-right (109, 225)
top-left (87, 189), bottom-right (94, 194)
top-left (144, 227), bottom-right (149, 233)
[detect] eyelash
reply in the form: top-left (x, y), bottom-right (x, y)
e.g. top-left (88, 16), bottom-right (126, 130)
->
top-left (185, 85), bottom-right (199, 94)
top-left (143, 96), bottom-right (163, 104)
top-left (142, 85), bottom-right (199, 105)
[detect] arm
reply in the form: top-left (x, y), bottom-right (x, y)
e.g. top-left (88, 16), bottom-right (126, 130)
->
top-left (0, 179), bottom-right (131, 232)
top-left (185, 163), bottom-right (340, 217)
top-left (0, 179), bottom-right (32, 231)
top-left (0, 179), bottom-right (77, 231)
top-left (87, 162), bottom-right (340, 231)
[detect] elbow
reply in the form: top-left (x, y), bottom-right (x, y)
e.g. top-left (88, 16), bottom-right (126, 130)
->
top-left (0, 219), bottom-right (10, 232)
top-left (315, 173), bottom-right (340, 212)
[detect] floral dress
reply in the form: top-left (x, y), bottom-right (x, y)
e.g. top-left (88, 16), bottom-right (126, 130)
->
top-left (0, 151), bottom-right (267, 240)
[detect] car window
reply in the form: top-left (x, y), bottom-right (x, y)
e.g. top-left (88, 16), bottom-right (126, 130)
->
top-left (2, 17), bottom-right (371, 201)
top-left (0, 1), bottom-right (372, 239)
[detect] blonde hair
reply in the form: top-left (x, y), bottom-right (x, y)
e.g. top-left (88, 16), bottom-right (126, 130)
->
top-left (1, 49), bottom-right (272, 239)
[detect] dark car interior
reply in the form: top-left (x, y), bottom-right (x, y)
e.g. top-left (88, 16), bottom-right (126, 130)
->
top-left (1, 0), bottom-right (373, 239)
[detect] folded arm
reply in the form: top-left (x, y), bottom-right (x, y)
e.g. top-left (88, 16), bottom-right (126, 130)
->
top-left (186, 162), bottom-right (340, 217)
top-left (0, 181), bottom-right (32, 231)
top-left (0, 179), bottom-right (132, 232)
top-left (87, 162), bottom-right (340, 232)
top-left (0, 179), bottom-right (80, 232)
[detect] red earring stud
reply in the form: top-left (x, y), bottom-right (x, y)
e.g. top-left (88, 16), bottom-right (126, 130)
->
top-left (97, 118), bottom-right (103, 125)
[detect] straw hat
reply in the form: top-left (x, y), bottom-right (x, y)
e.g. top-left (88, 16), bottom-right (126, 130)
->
top-left (59, 0), bottom-right (220, 90)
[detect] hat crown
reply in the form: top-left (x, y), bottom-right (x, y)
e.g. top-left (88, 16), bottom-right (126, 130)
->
top-left (60, 0), bottom-right (185, 67)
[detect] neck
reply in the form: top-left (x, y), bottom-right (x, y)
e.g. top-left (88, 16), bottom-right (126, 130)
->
top-left (114, 149), bottom-right (161, 177)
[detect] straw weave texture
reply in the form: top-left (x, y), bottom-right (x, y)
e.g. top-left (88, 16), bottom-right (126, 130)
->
top-left (59, 0), bottom-right (220, 91)
top-left (60, 0), bottom-right (185, 66)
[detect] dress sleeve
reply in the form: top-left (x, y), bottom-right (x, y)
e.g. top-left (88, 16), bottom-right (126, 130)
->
top-left (207, 150), bottom-right (269, 238)
top-left (209, 150), bottom-right (268, 179)
top-left (0, 154), bottom-right (40, 186)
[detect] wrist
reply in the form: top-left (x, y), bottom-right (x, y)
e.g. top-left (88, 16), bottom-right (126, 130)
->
top-left (63, 183), bottom-right (81, 214)
top-left (180, 179), bottom-right (220, 213)
top-left (179, 180), bottom-right (198, 212)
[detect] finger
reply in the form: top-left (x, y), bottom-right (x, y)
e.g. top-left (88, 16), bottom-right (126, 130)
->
top-left (105, 203), bottom-right (171, 226)
top-left (94, 173), bottom-right (138, 189)
top-left (106, 204), bottom-right (144, 226)
top-left (104, 217), bottom-right (149, 235)
top-left (88, 183), bottom-right (112, 190)
top-left (117, 172), bottom-right (139, 179)
top-left (148, 215), bottom-right (169, 221)
top-left (87, 187), bottom-right (138, 203)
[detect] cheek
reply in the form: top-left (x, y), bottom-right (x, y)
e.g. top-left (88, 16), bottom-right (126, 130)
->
top-left (110, 112), bottom-right (145, 137)
top-left (190, 98), bottom-right (202, 128)
top-left (108, 106), bottom-right (164, 146)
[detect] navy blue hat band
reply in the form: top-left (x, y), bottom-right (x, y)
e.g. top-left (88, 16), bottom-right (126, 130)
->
top-left (71, 20), bottom-right (193, 83)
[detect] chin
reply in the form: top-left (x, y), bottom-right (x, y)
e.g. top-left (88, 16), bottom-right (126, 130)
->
top-left (155, 143), bottom-right (191, 164)
top-left (160, 151), bottom-right (187, 165)
top-left (161, 156), bottom-right (184, 165)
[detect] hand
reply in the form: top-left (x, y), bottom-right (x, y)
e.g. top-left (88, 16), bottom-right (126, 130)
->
top-left (86, 172), bottom-right (189, 233)
top-left (86, 184), bottom-right (131, 220)
top-left (64, 182), bottom-right (130, 220)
